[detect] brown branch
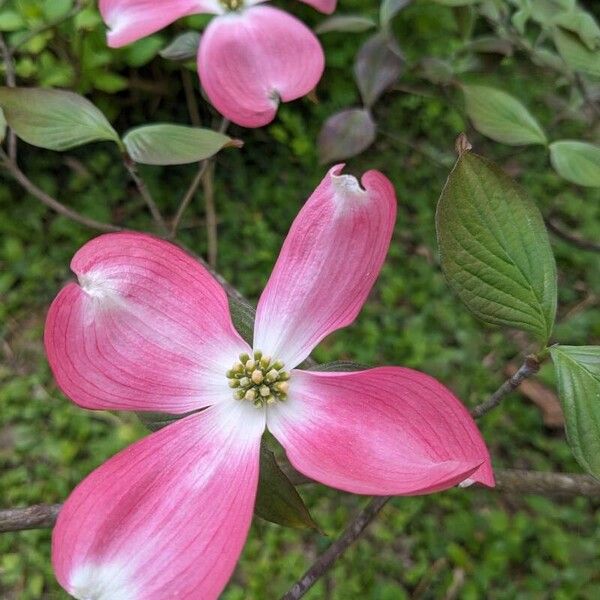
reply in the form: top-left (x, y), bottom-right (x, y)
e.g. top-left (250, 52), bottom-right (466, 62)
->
top-left (0, 504), bottom-right (61, 533)
top-left (494, 469), bottom-right (600, 498)
top-left (545, 218), bottom-right (600, 253)
top-left (0, 32), bottom-right (18, 160)
top-left (279, 496), bottom-right (391, 600)
top-left (0, 148), bottom-right (121, 232)
top-left (470, 354), bottom-right (541, 418)
top-left (3, 470), bottom-right (599, 536)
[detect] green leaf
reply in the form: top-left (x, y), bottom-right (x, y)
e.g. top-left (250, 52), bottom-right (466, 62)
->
top-left (550, 346), bottom-right (600, 479)
top-left (125, 35), bottom-right (164, 67)
top-left (0, 87), bottom-right (120, 150)
top-left (553, 11), bottom-right (600, 50)
top-left (553, 28), bottom-right (600, 78)
top-left (136, 410), bottom-right (194, 432)
top-left (136, 415), bottom-right (318, 528)
top-left (228, 294), bottom-right (255, 346)
top-left (315, 14), bottom-right (376, 34)
top-left (123, 123), bottom-right (240, 165)
top-left (310, 361), bottom-right (368, 372)
top-left (159, 31), bottom-right (201, 61)
top-left (0, 10), bottom-right (25, 31)
top-left (462, 85), bottom-right (547, 146)
top-left (549, 140), bottom-right (600, 187)
top-left (436, 150), bottom-right (557, 341)
top-left (380, 0), bottom-right (412, 26)
top-left (256, 444), bottom-right (319, 530)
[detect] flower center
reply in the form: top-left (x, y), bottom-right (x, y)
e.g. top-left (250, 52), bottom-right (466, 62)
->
top-left (220, 0), bottom-right (244, 10)
top-left (227, 350), bottom-right (290, 408)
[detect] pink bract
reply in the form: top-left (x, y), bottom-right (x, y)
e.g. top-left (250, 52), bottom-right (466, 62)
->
top-left (45, 166), bottom-right (494, 600)
top-left (98, 0), bottom-right (330, 127)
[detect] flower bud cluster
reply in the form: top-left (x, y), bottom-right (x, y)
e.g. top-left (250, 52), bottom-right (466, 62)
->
top-left (227, 350), bottom-right (290, 408)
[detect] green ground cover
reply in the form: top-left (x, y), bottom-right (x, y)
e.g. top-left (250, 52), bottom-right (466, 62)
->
top-left (1, 1), bottom-right (599, 598)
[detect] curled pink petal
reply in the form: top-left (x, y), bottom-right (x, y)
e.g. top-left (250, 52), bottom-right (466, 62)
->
top-left (53, 401), bottom-right (265, 600)
top-left (198, 6), bottom-right (325, 127)
top-left (44, 232), bottom-right (249, 413)
top-left (254, 166), bottom-right (397, 368)
top-left (268, 368), bottom-right (494, 494)
top-left (99, 0), bottom-right (222, 47)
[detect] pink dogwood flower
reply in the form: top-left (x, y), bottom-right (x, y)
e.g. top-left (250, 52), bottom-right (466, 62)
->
top-left (45, 166), bottom-right (494, 600)
top-left (99, 0), bottom-right (334, 127)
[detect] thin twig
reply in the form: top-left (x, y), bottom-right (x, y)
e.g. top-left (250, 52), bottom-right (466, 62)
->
top-left (279, 496), bottom-right (391, 600)
top-left (169, 118), bottom-right (229, 240)
top-left (0, 148), bottom-right (121, 232)
top-left (203, 161), bottom-right (218, 268)
top-left (0, 32), bottom-right (17, 160)
top-left (170, 160), bottom-right (210, 237)
top-left (545, 218), bottom-right (600, 253)
top-left (470, 354), bottom-right (541, 418)
top-left (122, 155), bottom-right (169, 234)
top-left (181, 69), bottom-right (201, 127)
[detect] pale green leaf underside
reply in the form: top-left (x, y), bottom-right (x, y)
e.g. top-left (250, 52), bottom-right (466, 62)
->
top-left (123, 124), bottom-right (234, 165)
top-left (436, 152), bottom-right (557, 341)
top-left (551, 346), bottom-right (600, 479)
top-left (463, 84), bottom-right (547, 146)
top-left (0, 87), bottom-right (119, 150)
top-left (550, 140), bottom-right (600, 187)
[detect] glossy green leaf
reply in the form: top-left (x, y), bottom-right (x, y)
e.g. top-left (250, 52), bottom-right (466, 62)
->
top-left (123, 124), bottom-right (239, 165)
top-left (550, 140), bottom-right (600, 187)
top-left (551, 346), bottom-right (600, 479)
top-left (462, 85), bottom-right (547, 146)
top-left (256, 445), bottom-right (318, 530)
top-left (553, 28), bottom-right (600, 78)
top-left (0, 87), bottom-right (120, 150)
top-left (436, 151), bottom-right (557, 341)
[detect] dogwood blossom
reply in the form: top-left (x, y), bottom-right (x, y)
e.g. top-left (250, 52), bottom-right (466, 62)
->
top-left (99, 0), bottom-right (333, 127)
top-left (45, 165), bottom-right (494, 600)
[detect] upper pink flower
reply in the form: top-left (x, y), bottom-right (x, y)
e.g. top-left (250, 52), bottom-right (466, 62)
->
top-left (99, 0), bottom-right (333, 127)
top-left (45, 165), bottom-right (494, 600)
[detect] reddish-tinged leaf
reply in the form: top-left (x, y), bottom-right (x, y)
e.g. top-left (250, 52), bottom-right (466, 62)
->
top-left (354, 32), bottom-right (404, 107)
top-left (318, 108), bottom-right (376, 164)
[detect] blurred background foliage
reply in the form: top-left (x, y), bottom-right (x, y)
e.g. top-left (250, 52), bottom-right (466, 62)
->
top-left (1, 0), bottom-right (599, 598)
